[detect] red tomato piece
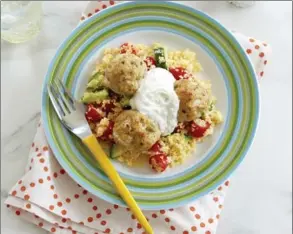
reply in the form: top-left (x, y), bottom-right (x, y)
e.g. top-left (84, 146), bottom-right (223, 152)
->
top-left (102, 101), bottom-right (116, 115)
top-left (120, 43), bottom-right (137, 55)
top-left (99, 121), bottom-right (114, 142)
top-left (188, 120), bottom-right (211, 138)
top-left (144, 56), bottom-right (156, 70)
top-left (149, 153), bottom-right (168, 173)
top-left (85, 104), bottom-right (103, 122)
top-left (169, 67), bottom-right (191, 80)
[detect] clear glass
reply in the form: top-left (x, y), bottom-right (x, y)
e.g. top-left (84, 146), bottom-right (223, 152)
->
top-left (228, 1), bottom-right (256, 8)
top-left (1, 1), bottom-right (43, 43)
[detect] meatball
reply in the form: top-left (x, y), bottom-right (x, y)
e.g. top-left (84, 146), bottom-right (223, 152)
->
top-left (105, 54), bottom-right (146, 95)
top-left (175, 78), bottom-right (212, 122)
top-left (113, 110), bottom-right (161, 151)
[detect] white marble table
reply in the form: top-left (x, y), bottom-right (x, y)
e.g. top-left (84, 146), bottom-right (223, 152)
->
top-left (1, 1), bottom-right (292, 234)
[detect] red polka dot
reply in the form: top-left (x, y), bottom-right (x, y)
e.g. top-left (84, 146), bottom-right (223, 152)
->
top-left (255, 45), bottom-right (260, 49)
top-left (79, 222), bottom-right (84, 225)
top-left (15, 210), bottom-right (20, 216)
top-left (206, 231), bottom-right (211, 234)
top-left (60, 169), bottom-right (66, 175)
top-left (24, 194), bottom-right (30, 200)
top-left (37, 153), bottom-right (42, 157)
top-left (50, 185), bottom-right (55, 190)
top-left (39, 158), bottom-right (45, 163)
top-left (126, 208), bottom-right (130, 211)
top-left (218, 186), bottom-right (222, 191)
top-left (191, 226), bottom-right (197, 232)
top-left (43, 146), bottom-right (49, 151)
top-left (47, 176), bottom-right (51, 181)
top-left (31, 158), bottom-right (34, 163)
top-left (264, 60), bottom-right (267, 65)
top-left (51, 227), bottom-right (56, 233)
top-left (195, 214), bottom-right (201, 219)
top-left (53, 194), bottom-right (58, 199)
top-left (263, 43), bottom-right (267, 46)
top-left (189, 206), bottom-right (195, 212)
top-left (74, 194), bottom-right (79, 199)
top-left (12, 191), bottom-right (17, 196)
top-left (101, 220), bottom-right (107, 226)
top-left (109, 0), bottom-right (115, 5)
top-left (96, 213), bottom-right (102, 219)
top-left (131, 214), bottom-right (135, 219)
top-left (32, 143), bottom-right (35, 147)
top-left (160, 210), bottom-right (165, 214)
top-left (208, 218), bottom-right (214, 223)
top-left (219, 204), bottom-right (223, 209)
top-left (53, 172), bottom-right (58, 178)
top-left (72, 231), bottom-right (77, 234)
top-left (62, 218), bottom-right (67, 223)
top-left (260, 71), bottom-right (264, 77)
top-left (200, 222), bottom-right (205, 228)
top-left (49, 205), bottom-right (54, 211)
top-left (61, 210), bottom-right (67, 215)
top-left (102, 4), bottom-right (107, 9)
top-left (249, 38), bottom-right (255, 42)
top-left (114, 204), bottom-right (119, 209)
top-left (106, 209), bottom-right (112, 215)
top-left (44, 167), bottom-right (48, 172)
top-left (225, 181), bottom-right (229, 186)
top-left (38, 179), bottom-right (43, 184)
top-left (38, 222), bottom-right (43, 227)
top-left (183, 231), bottom-right (189, 234)
top-left (87, 198), bottom-right (93, 203)
top-left (6, 204), bottom-right (10, 208)
top-left (81, 16), bottom-right (85, 21)
top-left (170, 226), bottom-right (176, 231)
top-left (259, 52), bottom-right (265, 58)
top-left (66, 198), bottom-right (71, 203)
top-left (104, 228), bottom-right (111, 233)
top-left (169, 208), bottom-right (174, 211)
top-left (30, 183), bottom-right (35, 188)
top-left (88, 13), bottom-right (92, 17)
top-left (165, 217), bottom-right (170, 222)
top-left (57, 202), bottom-right (63, 207)
top-left (35, 215), bottom-right (39, 219)
top-left (246, 49), bottom-right (252, 54)
top-left (95, 8), bottom-right (100, 13)
top-left (83, 190), bottom-right (88, 195)
top-left (26, 204), bottom-right (31, 209)
top-left (87, 217), bottom-right (93, 222)
top-left (137, 223), bottom-right (142, 229)
top-left (213, 197), bottom-right (219, 202)
top-left (152, 213), bottom-right (157, 218)
top-left (93, 205), bottom-right (98, 211)
top-left (216, 214), bottom-right (220, 219)
top-left (20, 186), bottom-right (26, 192)
top-left (127, 228), bottom-right (133, 232)
top-left (29, 166), bottom-right (32, 170)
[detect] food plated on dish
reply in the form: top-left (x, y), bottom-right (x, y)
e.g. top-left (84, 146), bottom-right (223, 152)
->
top-left (81, 42), bottom-right (223, 173)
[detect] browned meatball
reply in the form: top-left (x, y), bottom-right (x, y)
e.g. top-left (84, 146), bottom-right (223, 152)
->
top-left (105, 54), bottom-right (146, 95)
top-left (113, 110), bottom-right (160, 151)
top-left (175, 78), bottom-right (212, 122)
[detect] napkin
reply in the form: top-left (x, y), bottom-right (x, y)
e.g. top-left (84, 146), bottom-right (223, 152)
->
top-left (5, 1), bottom-right (272, 234)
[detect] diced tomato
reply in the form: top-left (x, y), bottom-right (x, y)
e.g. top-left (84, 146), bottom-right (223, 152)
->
top-left (149, 153), bottom-right (168, 173)
top-left (144, 56), bottom-right (156, 70)
top-left (99, 121), bottom-right (114, 142)
top-left (169, 67), bottom-right (191, 80)
top-left (85, 104), bottom-right (103, 122)
top-left (102, 101), bottom-right (116, 115)
top-left (187, 120), bottom-right (211, 138)
top-left (120, 43), bottom-right (137, 55)
top-left (149, 141), bottom-right (162, 154)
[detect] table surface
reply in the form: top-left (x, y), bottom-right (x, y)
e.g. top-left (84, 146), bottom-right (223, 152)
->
top-left (1, 1), bottom-right (292, 234)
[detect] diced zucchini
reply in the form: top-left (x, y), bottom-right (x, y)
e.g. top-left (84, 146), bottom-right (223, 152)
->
top-left (81, 89), bottom-right (109, 103)
top-left (99, 141), bottom-right (112, 157)
top-left (154, 47), bottom-right (168, 69)
top-left (110, 144), bottom-right (126, 159)
top-left (87, 72), bottom-right (104, 89)
top-left (120, 96), bottom-right (131, 107)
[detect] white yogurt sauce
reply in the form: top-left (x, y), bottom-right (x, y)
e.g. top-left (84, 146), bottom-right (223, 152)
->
top-left (130, 68), bottom-right (179, 136)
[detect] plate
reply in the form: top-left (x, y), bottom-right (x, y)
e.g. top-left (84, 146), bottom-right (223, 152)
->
top-left (42, 1), bottom-right (259, 210)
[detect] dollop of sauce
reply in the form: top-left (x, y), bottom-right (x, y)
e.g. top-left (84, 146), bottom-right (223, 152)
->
top-left (130, 68), bottom-right (179, 136)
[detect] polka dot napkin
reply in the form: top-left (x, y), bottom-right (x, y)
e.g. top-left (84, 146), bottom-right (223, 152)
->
top-left (5, 1), bottom-right (272, 234)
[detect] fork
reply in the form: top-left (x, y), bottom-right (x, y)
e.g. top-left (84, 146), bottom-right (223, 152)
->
top-left (47, 79), bottom-right (153, 234)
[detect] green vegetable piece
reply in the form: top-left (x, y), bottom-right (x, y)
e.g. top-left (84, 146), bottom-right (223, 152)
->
top-left (81, 89), bottom-right (109, 103)
top-left (154, 47), bottom-right (168, 69)
top-left (99, 141), bottom-right (112, 157)
top-left (120, 96), bottom-right (131, 107)
top-left (87, 72), bottom-right (104, 89)
top-left (110, 144), bottom-right (126, 159)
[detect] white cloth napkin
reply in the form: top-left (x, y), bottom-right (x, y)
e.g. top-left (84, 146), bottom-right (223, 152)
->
top-left (5, 1), bottom-right (272, 234)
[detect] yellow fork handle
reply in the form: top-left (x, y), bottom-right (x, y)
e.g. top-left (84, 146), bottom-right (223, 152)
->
top-left (82, 134), bottom-right (153, 234)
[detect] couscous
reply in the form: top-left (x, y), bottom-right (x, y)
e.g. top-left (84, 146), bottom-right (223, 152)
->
top-left (82, 42), bottom-right (223, 173)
